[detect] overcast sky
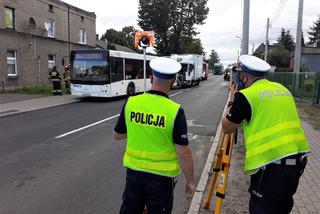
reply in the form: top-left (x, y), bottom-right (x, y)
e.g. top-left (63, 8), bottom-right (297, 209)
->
top-left (63, 0), bottom-right (319, 65)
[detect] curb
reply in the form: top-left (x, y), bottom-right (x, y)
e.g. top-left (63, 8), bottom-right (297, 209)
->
top-left (188, 100), bottom-right (228, 213)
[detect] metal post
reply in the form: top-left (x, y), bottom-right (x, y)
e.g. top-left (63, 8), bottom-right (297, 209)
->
top-left (264, 18), bottom-right (270, 61)
top-left (143, 47), bottom-right (147, 93)
top-left (294, 0), bottom-right (304, 92)
top-left (241, 0), bottom-right (250, 55)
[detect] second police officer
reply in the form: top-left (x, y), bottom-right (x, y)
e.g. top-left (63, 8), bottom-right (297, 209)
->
top-left (222, 55), bottom-right (310, 214)
top-left (113, 57), bottom-right (195, 214)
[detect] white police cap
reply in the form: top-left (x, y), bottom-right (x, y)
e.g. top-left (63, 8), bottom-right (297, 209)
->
top-left (239, 55), bottom-right (271, 76)
top-left (150, 57), bottom-right (181, 79)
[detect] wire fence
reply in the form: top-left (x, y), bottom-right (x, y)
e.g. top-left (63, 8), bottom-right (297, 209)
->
top-left (266, 72), bottom-right (320, 106)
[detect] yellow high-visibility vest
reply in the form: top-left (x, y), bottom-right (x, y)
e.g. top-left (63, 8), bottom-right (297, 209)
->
top-left (124, 93), bottom-right (181, 177)
top-left (240, 79), bottom-right (310, 174)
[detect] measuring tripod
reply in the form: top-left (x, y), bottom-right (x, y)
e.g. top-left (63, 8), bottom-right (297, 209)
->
top-left (204, 130), bottom-right (237, 213)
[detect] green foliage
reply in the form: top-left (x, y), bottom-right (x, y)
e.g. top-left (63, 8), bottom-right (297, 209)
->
top-left (100, 26), bottom-right (138, 51)
top-left (138, 0), bottom-right (209, 55)
top-left (208, 49), bottom-right (220, 69)
top-left (180, 38), bottom-right (204, 54)
top-left (277, 28), bottom-right (295, 52)
top-left (268, 43), bottom-right (289, 68)
top-left (307, 15), bottom-right (320, 48)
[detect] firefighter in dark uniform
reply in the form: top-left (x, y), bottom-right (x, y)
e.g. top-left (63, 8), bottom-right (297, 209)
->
top-left (49, 66), bottom-right (62, 95)
top-left (113, 57), bottom-right (195, 214)
top-left (222, 55), bottom-right (310, 214)
top-left (63, 64), bottom-right (71, 94)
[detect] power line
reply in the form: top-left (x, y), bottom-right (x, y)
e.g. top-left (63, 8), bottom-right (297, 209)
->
top-left (271, 0), bottom-right (287, 24)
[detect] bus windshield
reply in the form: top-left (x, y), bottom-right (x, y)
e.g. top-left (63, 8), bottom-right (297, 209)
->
top-left (72, 52), bottom-right (109, 84)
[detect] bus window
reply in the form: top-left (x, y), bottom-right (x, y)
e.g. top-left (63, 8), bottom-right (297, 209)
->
top-left (111, 58), bottom-right (124, 83)
top-left (125, 59), bottom-right (143, 79)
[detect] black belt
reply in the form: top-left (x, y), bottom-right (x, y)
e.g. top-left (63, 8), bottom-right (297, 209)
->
top-left (272, 153), bottom-right (307, 166)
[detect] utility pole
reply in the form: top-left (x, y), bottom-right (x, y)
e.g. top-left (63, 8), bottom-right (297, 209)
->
top-left (264, 18), bottom-right (270, 62)
top-left (241, 0), bottom-right (250, 55)
top-left (294, 0), bottom-right (304, 94)
top-left (252, 43), bottom-right (255, 55)
top-left (294, 0), bottom-right (304, 73)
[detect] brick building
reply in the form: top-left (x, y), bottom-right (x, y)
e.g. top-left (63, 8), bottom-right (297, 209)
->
top-left (0, 0), bottom-right (97, 90)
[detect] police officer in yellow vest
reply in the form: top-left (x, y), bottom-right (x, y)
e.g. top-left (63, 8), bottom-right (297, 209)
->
top-left (222, 55), bottom-right (310, 214)
top-left (113, 57), bottom-right (195, 214)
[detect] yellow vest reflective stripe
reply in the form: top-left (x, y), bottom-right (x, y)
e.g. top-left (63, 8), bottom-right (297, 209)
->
top-left (125, 147), bottom-right (177, 161)
top-left (240, 79), bottom-right (310, 174)
top-left (124, 93), bottom-right (181, 177)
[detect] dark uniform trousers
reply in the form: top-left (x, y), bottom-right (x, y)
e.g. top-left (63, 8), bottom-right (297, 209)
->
top-left (248, 154), bottom-right (307, 214)
top-left (120, 168), bottom-right (175, 214)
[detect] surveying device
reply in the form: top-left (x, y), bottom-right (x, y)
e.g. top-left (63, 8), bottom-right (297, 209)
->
top-left (134, 31), bottom-right (155, 93)
top-left (204, 130), bottom-right (237, 213)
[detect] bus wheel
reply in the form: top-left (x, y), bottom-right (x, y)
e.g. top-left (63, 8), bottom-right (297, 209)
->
top-left (127, 83), bottom-right (135, 96)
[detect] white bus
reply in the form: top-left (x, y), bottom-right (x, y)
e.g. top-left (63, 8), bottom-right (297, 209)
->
top-left (70, 49), bottom-right (157, 97)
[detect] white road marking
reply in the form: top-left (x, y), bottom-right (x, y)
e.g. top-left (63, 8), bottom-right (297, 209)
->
top-left (55, 114), bottom-right (120, 139)
top-left (55, 89), bottom-right (186, 139)
top-left (169, 91), bottom-right (183, 97)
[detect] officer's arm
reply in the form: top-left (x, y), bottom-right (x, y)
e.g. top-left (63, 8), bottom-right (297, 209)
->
top-left (222, 116), bottom-right (240, 133)
top-left (112, 130), bottom-right (127, 140)
top-left (222, 92), bottom-right (251, 133)
top-left (176, 145), bottom-right (194, 181)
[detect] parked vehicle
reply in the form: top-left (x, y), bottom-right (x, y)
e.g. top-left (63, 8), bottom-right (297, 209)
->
top-left (202, 63), bottom-right (209, 80)
top-left (213, 63), bottom-right (223, 75)
top-left (170, 54), bottom-right (203, 88)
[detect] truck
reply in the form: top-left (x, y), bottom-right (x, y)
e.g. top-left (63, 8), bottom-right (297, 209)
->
top-left (213, 63), bottom-right (223, 75)
top-left (170, 54), bottom-right (203, 88)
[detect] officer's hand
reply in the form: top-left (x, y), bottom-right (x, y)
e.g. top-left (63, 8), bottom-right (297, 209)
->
top-left (185, 182), bottom-right (196, 200)
top-left (229, 83), bottom-right (238, 101)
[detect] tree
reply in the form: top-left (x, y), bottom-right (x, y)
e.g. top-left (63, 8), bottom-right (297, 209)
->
top-left (101, 29), bottom-right (127, 46)
top-left (301, 31), bottom-right (306, 47)
top-left (208, 49), bottom-right (220, 69)
top-left (100, 26), bottom-right (139, 50)
top-left (268, 44), bottom-right (289, 68)
top-left (277, 28), bottom-right (295, 52)
top-left (180, 38), bottom-right (204, 54)
top-left (307, 16), bottom-right (320, 48)
top-left (138, 0), bottom-right (209, 55)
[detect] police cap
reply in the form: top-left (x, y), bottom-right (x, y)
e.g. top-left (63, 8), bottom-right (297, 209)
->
top-left (239, 55), bottom-right (271, 77)
top-left (150, 57), bottom-right (181, 79)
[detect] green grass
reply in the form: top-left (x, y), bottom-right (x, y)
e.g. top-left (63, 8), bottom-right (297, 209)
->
top-left (11, 86), bottom-right (67, 95)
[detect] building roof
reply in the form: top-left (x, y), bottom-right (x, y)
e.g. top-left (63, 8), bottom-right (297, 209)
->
top-left (253, 42), bottom-right (276, 55)
top-left (96, 40), bottom-right (108, 49)
top-left (49, 0), bottom-right (96, 18)
top-left (289, 47), bottom-right (320, 58)
top-left (113, 44), bottom-right (137, 53)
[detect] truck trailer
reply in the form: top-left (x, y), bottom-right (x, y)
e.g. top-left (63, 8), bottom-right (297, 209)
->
top-left (170, 54), bottom-right (203, 88)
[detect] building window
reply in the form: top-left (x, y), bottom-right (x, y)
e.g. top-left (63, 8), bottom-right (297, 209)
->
top-left (48, 55), bottom-right (56, 70)
top-left (7, 50), bottom-right (17, 77)
top-left (48, 4), bottom-right (54, 12)
top-left (81, 16), bottom-right (84, 23)
top-left (79, 28), bottom-right (87, 44)
top-left (46, 19), bottom-right (55, 38)
top-left (4, 7), bottom-right (15, 29)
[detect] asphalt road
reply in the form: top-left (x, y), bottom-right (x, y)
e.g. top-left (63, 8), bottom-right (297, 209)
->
top-left (0, 75), bottom-right (229, 214)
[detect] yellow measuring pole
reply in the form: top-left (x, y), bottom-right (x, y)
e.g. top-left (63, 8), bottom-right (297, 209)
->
top-left (214, 132), bottom-right (235, 214)
top-left (204, 134), bottom-right (225, 209)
